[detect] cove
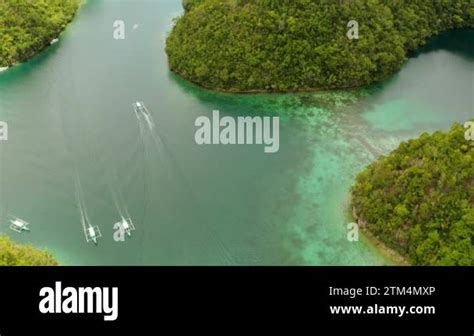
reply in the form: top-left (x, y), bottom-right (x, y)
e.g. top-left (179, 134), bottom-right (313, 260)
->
top-left (0, 0), bottom-right (472, 265)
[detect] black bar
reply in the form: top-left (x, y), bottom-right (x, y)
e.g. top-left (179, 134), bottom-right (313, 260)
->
top-left (0, 267), bottom-right (471, 334)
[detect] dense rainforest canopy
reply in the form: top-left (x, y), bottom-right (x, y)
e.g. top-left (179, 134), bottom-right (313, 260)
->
top-left (351, 123), bottom-right (474, 266)
top-left (0, 0), bottom-right (80, 67)
top-left (166, 0), bottom-right (474, 92)
top-left (0, 235), bottom-right (58, 266)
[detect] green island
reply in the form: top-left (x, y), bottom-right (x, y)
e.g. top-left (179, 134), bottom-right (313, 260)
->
top-left (166, 0), bottom-right (474, 92)
top-left (351, 123), bottom-right (474, 266)
top-left (0, 235), bottom-right (58, 266)
top-left (0, 0), bottom-right (80, 67)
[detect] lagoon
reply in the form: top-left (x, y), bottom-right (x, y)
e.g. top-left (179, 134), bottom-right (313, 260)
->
top-left (0, 0), bottom-right (472, 265)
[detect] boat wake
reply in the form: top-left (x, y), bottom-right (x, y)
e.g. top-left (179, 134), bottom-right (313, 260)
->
top-left (75, 174), bottom-right (101, 245)
top-left (132, 101), bottom-right (237, 264)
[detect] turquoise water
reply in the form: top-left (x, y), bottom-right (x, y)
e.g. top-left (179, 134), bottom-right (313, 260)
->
top-left (0, 1), bottom-right (472, 265)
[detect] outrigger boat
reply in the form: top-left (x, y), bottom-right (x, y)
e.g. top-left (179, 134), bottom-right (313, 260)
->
top-left (79, 199), bottom-right (101, 245)
top-left (85, 224), bottom-right (101, 245)
top-left (116, 216), bottom-right (136, 237)
top-left (75, 174), bottom-right (101, 246)
top-left (9, 217), bottom-right (30, 233)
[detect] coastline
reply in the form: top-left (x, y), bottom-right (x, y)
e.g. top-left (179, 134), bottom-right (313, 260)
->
top-left (351, 206), bottom-right (410, 266)
top-left (360, 226), bottom-right (410, 266)
top-left (167, 24), bottom-right (474, 95)
top-left (168, 68), bottom-right (380, 95)
top-left (0, 2), bottom-right (81, 73)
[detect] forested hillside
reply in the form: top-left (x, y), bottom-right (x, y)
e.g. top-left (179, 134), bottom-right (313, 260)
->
top-left (166, 0), bottom-right (474, 92)
top-left (351, 123), bottom-right (474, 266)
top-left (0, 235), bottom-right (58, 266)
top-left (0, 0), bottom-right (80, 67)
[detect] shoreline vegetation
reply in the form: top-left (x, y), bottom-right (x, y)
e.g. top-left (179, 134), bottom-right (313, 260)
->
top-left (351, 123), bottom-right (474, 266)
top-left (0, 0), bottom-right (80, 70)
top-left (351, 206), bottom-right (409, 266)
top-left (361, 226), bottom-right (409, 266)
top-left (166, 0), bottom-right (474, 94)
top-left (344, 196), bottom-right (408, 265)
top-left (0, 235), bottom-right (58, 266)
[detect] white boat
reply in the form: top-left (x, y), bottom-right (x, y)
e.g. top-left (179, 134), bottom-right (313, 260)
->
top-left (50, 38), bottom-right (59, 45)
top-left (75, 174), bottom-right (101, 245)
top-left (88, 227), bottom-right (96, 243)
top-left (133, 101), bottom-right (155, 130)
top-left (0, 66), bottom-right (9, 73)
top-left (134, 101), bottom-right (152, 118)
top-left (117, 217), bottom-right (135, 237)
top-left (85, 225), bottom-right (101, 245)
top-left (9, 217), bottom-right (30, 233)
top-left (133, 102), bottom-right (142, 120)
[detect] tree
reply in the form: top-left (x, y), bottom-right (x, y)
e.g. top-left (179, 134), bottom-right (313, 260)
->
top-left (352, 122), bottom-right (474, 266)
top-left (0, 235), bottom-right (58, 266)
top-left (166, 0), bottom-right (474, 92)
top-left (0, 0), bottom-right (80, 67)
